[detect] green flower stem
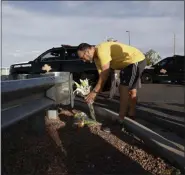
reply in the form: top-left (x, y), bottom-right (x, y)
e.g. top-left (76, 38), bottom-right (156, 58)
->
top-left (84, 120), bottom-right (97, 125)
top-left (73, 79), bottom-right (97, 121)
top-left (87, 102), bottom-right (96, 121)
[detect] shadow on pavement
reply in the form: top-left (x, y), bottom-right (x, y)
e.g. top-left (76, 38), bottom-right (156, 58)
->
top-left (166, 103), bottom-right (185, 108)
top-left (138, 103), bottom-right (184, 119)
top-left (94, 96), bottom-right (184, 124)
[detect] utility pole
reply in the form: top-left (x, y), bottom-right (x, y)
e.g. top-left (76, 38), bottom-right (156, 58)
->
top-left (173, 33), bottom-right (176, 56)
top-left (126, 31), bottom-right (130, 45)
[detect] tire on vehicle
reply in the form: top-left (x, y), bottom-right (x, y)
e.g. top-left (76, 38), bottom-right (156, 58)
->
top-left (141, 73), bottom-right (153, 84)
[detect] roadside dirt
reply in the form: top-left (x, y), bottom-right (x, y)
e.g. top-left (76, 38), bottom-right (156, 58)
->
top-left (2, 108), bottom-right (179, 175)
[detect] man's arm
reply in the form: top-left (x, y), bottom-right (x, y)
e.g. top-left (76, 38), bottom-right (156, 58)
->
top-left (84, 45), bottom-right (112, 103)
top-left (93, 46), bottom-right (112, 93)
top-left (93, 62), bottom-right (110, 93)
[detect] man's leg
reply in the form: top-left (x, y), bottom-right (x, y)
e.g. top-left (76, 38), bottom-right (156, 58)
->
top-left (128, 59), bottom-right (147, 119)
top-left (128, 89), bottom-right (137, 118)
top-left (119, 64), bottom-right (134, 120)
top-left (119, 84), bottom-right (130, 120)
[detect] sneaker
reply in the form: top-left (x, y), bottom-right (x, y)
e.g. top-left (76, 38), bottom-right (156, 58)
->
top-left (101, 126), bottom-right (111, 133)
top-left (112, 118), bottom-right (124, 125)
top-left (118, 118), bottom-right (125, 123)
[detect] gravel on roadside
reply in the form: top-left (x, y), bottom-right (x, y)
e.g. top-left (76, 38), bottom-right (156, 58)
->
top-left (2, 108), bottom-right (180, 175)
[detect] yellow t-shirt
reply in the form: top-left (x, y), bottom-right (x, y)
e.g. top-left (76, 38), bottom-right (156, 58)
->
top-left (94, 41), bottom-right (145, 73)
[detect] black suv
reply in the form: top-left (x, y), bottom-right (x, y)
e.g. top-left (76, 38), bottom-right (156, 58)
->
top-left (141, 55), bottom-right (184, 84)
top-left (9, 45), bottom-right (112, 90)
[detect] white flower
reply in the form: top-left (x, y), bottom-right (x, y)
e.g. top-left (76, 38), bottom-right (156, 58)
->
top-left (73, 78), bottom-right (91, 96)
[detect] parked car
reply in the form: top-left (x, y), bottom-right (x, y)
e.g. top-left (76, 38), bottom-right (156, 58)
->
top-left (9, 44), bottom-right (112, 91)
top-left (141, 55), bottom-right (184, 84)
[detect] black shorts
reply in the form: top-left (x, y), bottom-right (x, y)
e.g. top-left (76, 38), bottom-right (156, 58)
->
top-left (120, 59), bottom-right (147, 90)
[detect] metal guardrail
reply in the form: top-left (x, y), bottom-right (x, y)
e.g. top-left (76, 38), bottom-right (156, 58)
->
top-left (1, 72), bottom-right (74, 129)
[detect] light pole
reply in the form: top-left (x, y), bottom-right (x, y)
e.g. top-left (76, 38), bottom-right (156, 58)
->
top-left (126, 31), bottom-right (130, 45)
top-left (173, 33), bottom-right (176, 56)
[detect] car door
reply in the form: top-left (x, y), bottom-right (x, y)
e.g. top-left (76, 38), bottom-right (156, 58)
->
top-left (61, 48), bottom-right (96, 72)
top-left (62, 48), bottom-right (98, 86)
top-left (32, 48), bottom-right (65, 74)
top-left (173, 56), bottom-right (184, 82)
top-left (161, 57), bottom-right (184, 82)
top-left (153, 58), bottom-right (171, 82)
top-left (163, 58), bottom-right (176, 81)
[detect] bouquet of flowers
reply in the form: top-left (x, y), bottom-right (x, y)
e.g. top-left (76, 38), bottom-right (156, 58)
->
top-left (73, 79), bottom-right (97, 122)
top-left (73, 79), bottom-right (91, 97)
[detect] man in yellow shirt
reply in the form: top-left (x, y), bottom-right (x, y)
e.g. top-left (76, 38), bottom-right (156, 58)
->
top-left (77, 41), bottom-right (146, 122)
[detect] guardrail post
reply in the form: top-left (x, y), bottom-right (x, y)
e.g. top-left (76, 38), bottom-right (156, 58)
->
top-left (46, 110), bottom-right (58, 120)
top-left (46, 72), bottom-right (74, 107)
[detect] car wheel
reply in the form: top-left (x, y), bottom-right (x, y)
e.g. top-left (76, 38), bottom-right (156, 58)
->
top-left (141, 73), bottom-right (153, 84)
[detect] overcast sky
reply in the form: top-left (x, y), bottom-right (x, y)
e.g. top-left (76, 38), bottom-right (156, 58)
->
top-left (2, 1), bottom-right (184, 67)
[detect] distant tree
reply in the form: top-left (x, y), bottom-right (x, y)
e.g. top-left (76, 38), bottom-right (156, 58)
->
top-left (107, 37), bottom-right (117, 42)
top-left (145, 49), bottom-right (161, 66)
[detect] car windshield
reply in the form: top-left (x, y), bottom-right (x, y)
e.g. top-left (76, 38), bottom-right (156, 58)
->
top-left (42, 50), bottom-right (60, 59)
top-left (39, 49), bottom-right (65, 62)
top-left (158, 59), bottom-right (169, 67)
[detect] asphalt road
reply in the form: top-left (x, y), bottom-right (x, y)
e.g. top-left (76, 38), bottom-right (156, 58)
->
top-left (95, 83), bottom-right (184, 120)
top-left (105, 83), bottom-right (184, 105)
top-left (137, 84), bottom-right (184, 104)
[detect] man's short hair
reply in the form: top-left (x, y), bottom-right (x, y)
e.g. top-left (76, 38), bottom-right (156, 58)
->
top-left (77, 43), bottom-right (92, 51)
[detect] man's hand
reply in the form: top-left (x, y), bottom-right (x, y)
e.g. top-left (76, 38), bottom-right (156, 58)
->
top-left (84, 61), bottom-right (110, 104)
top-left (85, 91), bottom-right (97, 104)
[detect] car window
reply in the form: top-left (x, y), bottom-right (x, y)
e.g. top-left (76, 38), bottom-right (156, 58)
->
top-left (40, 49), bottom-right (65, 62)
top-left (65, 49), bottom-right (79, 60)
top-left (167, 59), bottom-right (174, 65)
top-left (158, 58), bottom-right (172, 67)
